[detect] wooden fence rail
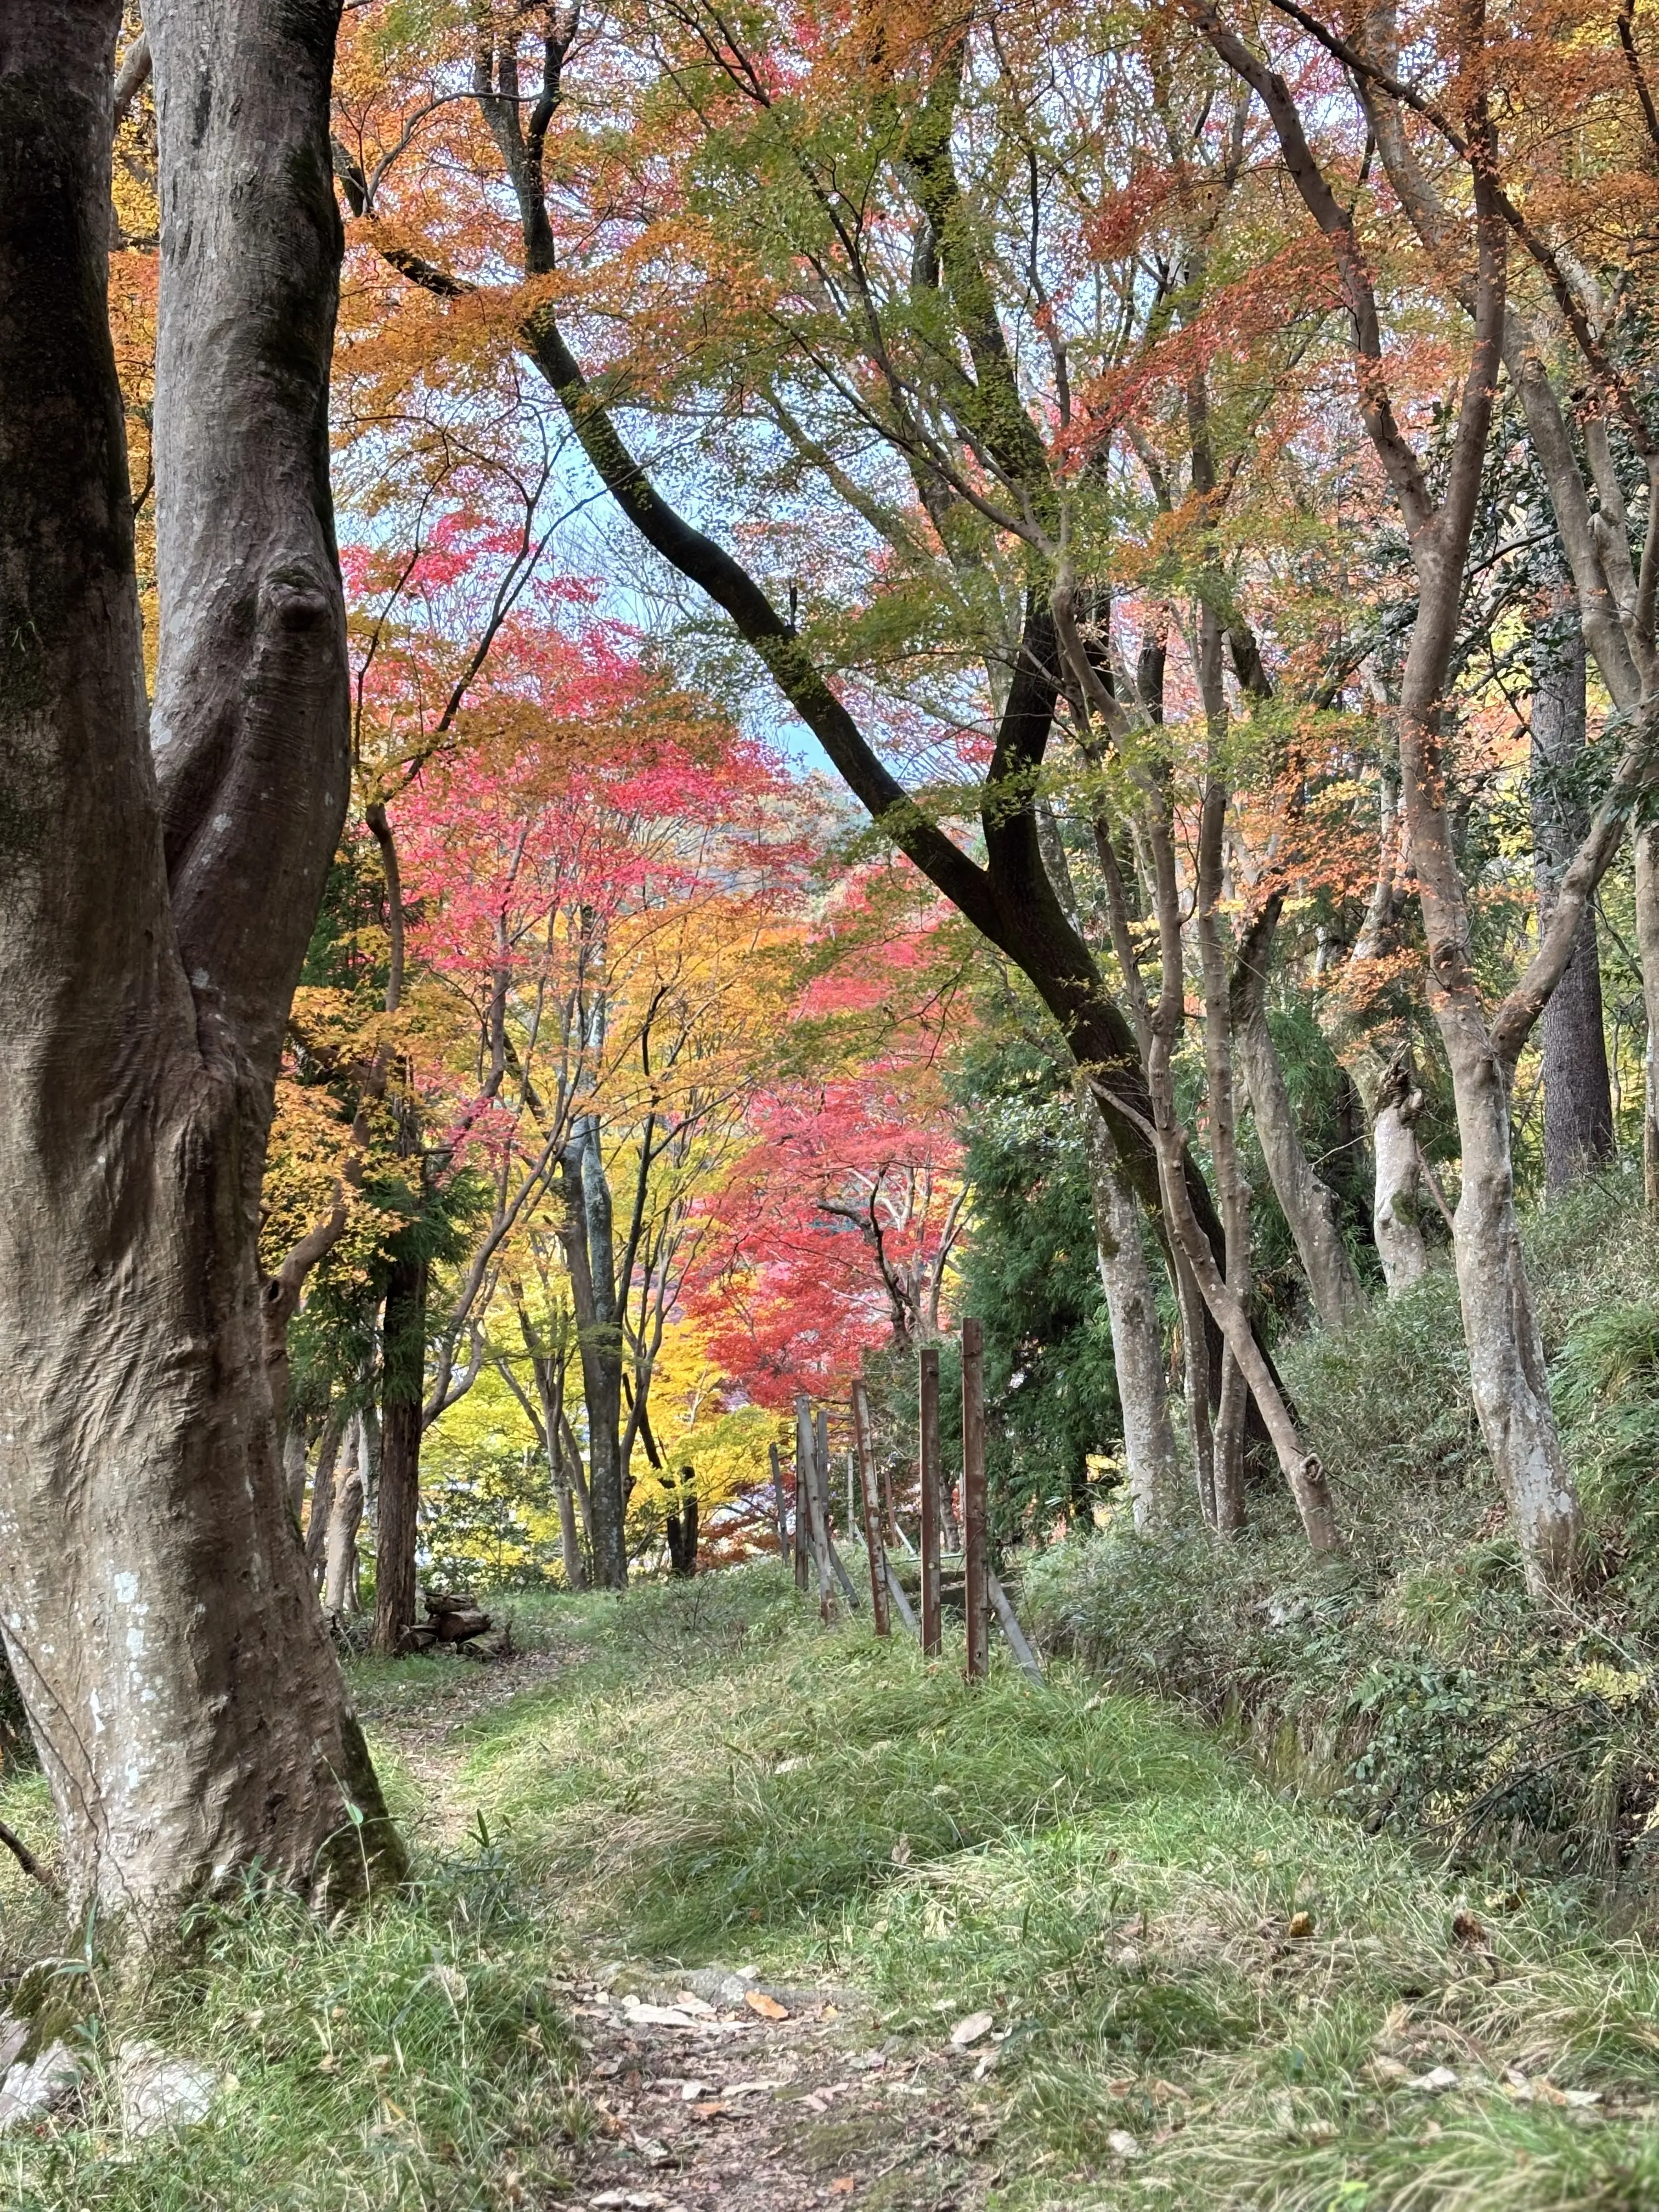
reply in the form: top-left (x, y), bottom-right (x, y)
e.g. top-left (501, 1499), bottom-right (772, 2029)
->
top-left (782, 1321), bottom-right (1043, 1686)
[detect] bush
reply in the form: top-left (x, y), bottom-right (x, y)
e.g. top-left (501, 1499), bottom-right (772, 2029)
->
top-left (1020, 1172), bottom-right (1659, 1884)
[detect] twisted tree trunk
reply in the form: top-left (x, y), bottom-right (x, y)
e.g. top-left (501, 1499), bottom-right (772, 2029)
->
top-left (0, 1), bottom-right (401, 1913)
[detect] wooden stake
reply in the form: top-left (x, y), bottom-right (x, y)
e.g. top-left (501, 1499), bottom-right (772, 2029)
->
top-left (792, 1448), bottom-right (809, 1592)
top-left (961, 1318), bottom-right (989, 1681)
top-left (884, 1556), bottom-right (919, 1635)
top-left (850, 1381), bottom-right (891, 1636)
top-left (918, 1345), bottom-right (943, 1658)
top-left (987, 1568), bottom-right (1045, 1686)
top-left (769, 1441), bottom-right (790, 1567)
top-left (797, 1395), bottom-right (833, 1617)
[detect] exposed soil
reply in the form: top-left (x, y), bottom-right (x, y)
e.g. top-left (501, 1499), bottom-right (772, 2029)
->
top-left (554, 1970), bottom-right (1000, 2212)
top-left (366, 1638), bottom-right (1003, 2211)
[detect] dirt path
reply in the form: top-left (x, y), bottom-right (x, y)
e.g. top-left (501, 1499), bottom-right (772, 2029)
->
top-left (365, 1644), bottom-right (1002, 2212)
top-left (552, 1969), bottom-right (998, 2212)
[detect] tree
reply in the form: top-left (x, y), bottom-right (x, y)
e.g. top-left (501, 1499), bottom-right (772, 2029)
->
top-left (685, 881), bottom-right (969, 1406)
top-left (1192, 0), bottom-right (1659, 1589)
top-left (0, 4), bottom-right (401, 1911)
top-left (329, 0), bottom-right (1273, 1491)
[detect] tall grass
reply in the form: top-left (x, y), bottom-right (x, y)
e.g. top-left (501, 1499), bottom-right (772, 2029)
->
top-left (5, 1568), bottom-right (1659, 2207)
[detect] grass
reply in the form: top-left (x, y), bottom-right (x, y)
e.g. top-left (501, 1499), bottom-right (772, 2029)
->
top-left (1018, 1174), bottom-right (1659, 1883)
top-left (4, 1569), bottom-right (1659, 2204)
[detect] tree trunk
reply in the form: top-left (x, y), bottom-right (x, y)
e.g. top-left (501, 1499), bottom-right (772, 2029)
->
top-left (1638, 823), bottom-right (1659, 1207)
top-left (1401, 560), bottom-right (1582, 1594)
top-left (1531, 611), bottom-right (1615, 1192)
top-left (1361, 1041), bottom-right (1431, 1294)
top-left (1193, 600), bottom-right (1254, 1539)
top-left (1234, 998), bottom-right (1367, 1328)
top-left (0, 2), bottom-right (400, 1914)
top-left (1077, 1089), bottom-right (1181, 1531)
top-left (283, 1415), bottom-right (309, 1526)
top-left (323, 1420), bottom-right (366, 1618)
top-left (560, 1130), bottom-right (627, 1588)
top-left (303, 1407), bottom-right (345, 1582)
top-left (554, 1460), bottom-right (586, 1590)
top-left (374, 1252), bottom-right (428, 1654)
top-left (665, 1469), bottom-right (698, 1577)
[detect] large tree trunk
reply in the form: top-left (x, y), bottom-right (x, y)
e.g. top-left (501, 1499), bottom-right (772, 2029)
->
top-left (1403, 567), bottom-right (1582, 1592)
top-left (0, 1), bottom-right (400, 1914)
top-left (1531, 612), bottom-right (1615, 1192)
top-left (374, 1252), bottom-right (428, 1654)
top-left (1077, 1090), bottom-right (1181, 1531)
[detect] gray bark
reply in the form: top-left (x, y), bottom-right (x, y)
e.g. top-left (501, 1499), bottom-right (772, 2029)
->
top-left (1232, 985), bottom-right (1367, 1330)
top-left (0, 2), bottom-right (400, 1912)
top-left (304, 1408), bottom-right (346, 1586)
top-left (1530, 613), bottom-right (1615, 1192)
top-left (322, 1416), bottom-right (366, 1619)
top-left (1036, 810), bottom-right (1181, 1531)
top-left (283, 1415), bottom-right (309, 1525)
top-left (1364, 1043), bottom-right (1431, 1294)
top-left (1077, 1089), bottom-right (1181, 1531)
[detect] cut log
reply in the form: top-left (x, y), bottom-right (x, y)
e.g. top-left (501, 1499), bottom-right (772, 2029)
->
top-left (422, 1591), bottom-right (493, 1645)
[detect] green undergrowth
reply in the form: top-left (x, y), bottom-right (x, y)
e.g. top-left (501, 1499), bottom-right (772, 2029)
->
top-left (1025, 1172), bottom-right (1659, 1889)
top-left (454, 1572), bottom-right (1659, 2209)
top-left (5, 1566), bottom-right (1659, 2204)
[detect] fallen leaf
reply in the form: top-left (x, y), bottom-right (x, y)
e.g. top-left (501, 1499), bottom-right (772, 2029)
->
top-left (745, 1991), bottom-right (788, 2022)
top-left (690, 2101), bottom-right (727, 2120)
top-left (1108, 2128), bottom-right (1141, 2158)
top-left (1406, 2067), bottom-right (1460, 2095)
top-left (1529, 2077), bottom-right (1602, 2109)
top-left (950, 2012), bottom-right (995, 2049)
top-left (624, 2004), bottom-right (697, 2029)
top-left (673, 1993), bottom-right (716, 2017)
top-left (1366, 2056), bottom-right (1411, 2087)
top-left (679, 2080), bottom-right (709, 2103)
top-left (1287, 1912), bottom-right (1315, 1940)
top-left (829, 2182), bottom-right (856, 2198)
top-left (973, 2049), bottom-right (998, 2081)
top-left (890, 1835), bottom-right (911, 1866)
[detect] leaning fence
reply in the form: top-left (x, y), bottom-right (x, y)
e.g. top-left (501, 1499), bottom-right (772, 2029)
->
top-left (773, 1323), bottom-right (1043, 1688)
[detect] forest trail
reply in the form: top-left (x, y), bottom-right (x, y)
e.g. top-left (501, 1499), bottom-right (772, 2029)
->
top-left (4, 1566), bottom-right (1630, 2209)
top-left (333, 1569), bottom-right (1659, 2212)
top-left (360, 1608), bottom-right (1002, 2211)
